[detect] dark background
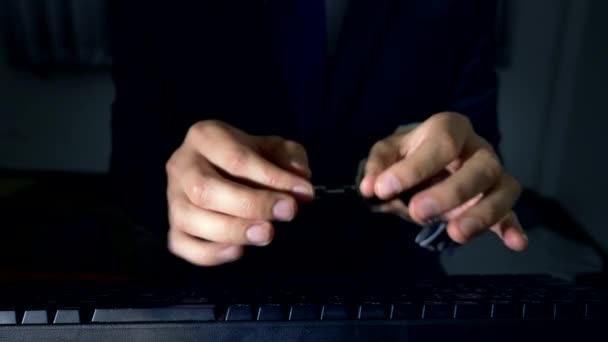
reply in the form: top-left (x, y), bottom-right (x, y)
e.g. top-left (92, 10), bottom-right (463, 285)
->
top-left (0, 0), bottom-right (606, 280)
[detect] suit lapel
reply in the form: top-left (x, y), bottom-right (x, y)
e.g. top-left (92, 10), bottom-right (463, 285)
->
top-left (320, 0), bottom-right (397, 131)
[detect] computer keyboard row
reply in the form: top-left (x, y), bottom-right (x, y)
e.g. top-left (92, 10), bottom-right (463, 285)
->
top-left (0, 274), bottom-right (606, 325)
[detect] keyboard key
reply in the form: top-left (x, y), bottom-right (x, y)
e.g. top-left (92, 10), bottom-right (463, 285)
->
top-left (585, 302), bottom-right (608, 319)
top-left (523, 302), bottom-right (552, 319)
top-left (390, 302), bottom-right (420, 320)
top-left (226, 304), bottom-right (254, 321)
top-left (320, 304), bottom-right (351, 320)
top-left (92, 306), bottom-right (216, 322)
top-left (357, 302), bottom-right (386, 320)
top-left (288, 304), bottom-right (318, 321)
top-left (22, 310), bottom-right (48, 324)
top-left (454, 302), bottom-right (486, 319)
top-left (54, 309), bottom-right (80, 324)
top-left (491, 302), bottom-right (521, 319)
top-left (0, 311), bottom-right (17, 325)
top-left (553, 302), bottom-right (580, 320)
top-left (422, 302), bottom-right (453, 319)
top-left (257, 304), bottom-right (284, 321)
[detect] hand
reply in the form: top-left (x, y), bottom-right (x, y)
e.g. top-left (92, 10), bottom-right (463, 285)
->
top-left (165, 120), bottom-right (314, 266)
top-left (359, 112), bottom-right (527, 252)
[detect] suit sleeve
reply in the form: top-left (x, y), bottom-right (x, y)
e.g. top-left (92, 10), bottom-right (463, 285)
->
top-left (108, 0), bottom-right (183, 235)
top-left (446, 0), bottom-right (501, 150)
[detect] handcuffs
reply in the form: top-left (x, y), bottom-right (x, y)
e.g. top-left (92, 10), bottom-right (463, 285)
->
top-left (313, 162), bottom-right (458, 253)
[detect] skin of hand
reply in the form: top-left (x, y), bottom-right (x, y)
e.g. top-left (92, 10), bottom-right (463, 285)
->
top-left (359, 112), bottom-right (528, 252)
top-left (165, 120), bottom-right (314, 266)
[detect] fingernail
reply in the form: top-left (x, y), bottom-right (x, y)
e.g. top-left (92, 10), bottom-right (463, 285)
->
top-left (292, 185), bottom-right (313, 196)
top-left (246, 224), bottom-right (271, 245)
top-left (376, 175), bottom-right (401, 198)
top-left (416, 197), bottom-right (440, 220)
top-left (219, 246), bottom-right (240, 261)
top-left (459, 218), bottom-right (482, 236)
top-left (273, 199), bottom-right (294, 221)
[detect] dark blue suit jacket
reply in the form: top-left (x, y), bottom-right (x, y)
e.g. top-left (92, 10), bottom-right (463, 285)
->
top-left (109, 0), bottom-right (499, 278)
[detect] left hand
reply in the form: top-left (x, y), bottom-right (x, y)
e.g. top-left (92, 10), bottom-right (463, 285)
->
top-left (359, 112), bottom-right (528, 252)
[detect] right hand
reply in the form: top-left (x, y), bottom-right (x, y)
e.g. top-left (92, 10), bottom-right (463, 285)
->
top-left (165, 120), bottom-right (314, 266)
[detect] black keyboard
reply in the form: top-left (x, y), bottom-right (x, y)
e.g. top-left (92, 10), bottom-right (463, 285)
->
top-left (0, 274), bottom-right (606, 341)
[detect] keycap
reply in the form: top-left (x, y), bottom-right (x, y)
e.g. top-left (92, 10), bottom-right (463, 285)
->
top-left (585, 302), bottom-right (608, 319)
top-left (288, 304), bottom-right (318, 320)
top-left (422, 302), bottom-right (453, 319)
top-left (225, 304), bottom-right (254, 321)
top-left (553, 302), bottom-right (580, 320)
top-left (357, 302), bottom-right (386, 320)
top-left (92, 306), bottom-right (216, 322)
top-left (257, 304), bottom-right (284, 321)
top-left (22, 310), bottom-right (48, 324)
top-left (54, 309), bottom-right (80, 324)
top-left (491, 302), bottom-right (521, 319)
top-left (390, 302), bottom-right (420, 320)
top-left (0, 311), bottom-right (17, 325)
top-left (454, 302), bottom-right (486, 319)
top-left (522, 302), bottom-right (552, 319)
top-left (320, 303), bottom-right (351, 320)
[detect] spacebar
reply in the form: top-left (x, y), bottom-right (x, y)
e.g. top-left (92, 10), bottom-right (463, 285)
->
top-left (92, 306), bottom-right (216, 322)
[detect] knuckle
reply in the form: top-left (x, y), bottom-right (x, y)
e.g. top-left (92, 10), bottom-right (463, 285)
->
top-left (168, 202), bottom-right (187, 234)
top-left (431, 112), bottom-right (451, 122)
top-left (167, 227), bottom-right (224, 267)
top-left (225, 146), bottom-right (250, 174)
top-left (371, 140), bottom-right (391, 154)
top-left (481, 152), bottom-right (503, 181)
top-left (165, 152), bottom-right (182, 177)
top-left (187, 120), bottom-right (225, 143)
top-left (260, 135), bottom-right (286, 152)
top-left (456, 113), bottom-right (473, 128)
top-left (187, 121), bottom-right (206, 139)
top-left (506, 175), bottom-right (523, 198)
top-left (261, 166), bottom-right (282, 188)
top-left (285, 139), bottom-right (307, 156)
top-left (167, 230), bottom-right (189, 260)
top-left (284, 139), bottom-right (301, 150)
top-left (187, 177), bottom-right (211, 207)
top-left (436, 134), bottom-right (460, 157)
top-left (266, 135), bottom-right (285, 145)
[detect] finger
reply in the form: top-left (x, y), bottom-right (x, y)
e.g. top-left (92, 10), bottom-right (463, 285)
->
top-left (373, 141), bottom-right (455, 200)
top-left (257, 136), bottom-right (312, 179)
top-left (446, 174), bottom-right (522, 243)
top-left (360, 139), bottom-right (400, 197)
top-left (168, 229), bottom-right (244, 266)
top-left (443, 193), bottom-right (484, 221)
top-left (189, 122), bottom-right (313, 196)
top-left (179, 163), bottom-right (298, 221)
top-left (373, 115), bottom-right (472, 200)
top-left (408, 148), bottom-right (502, 222)
top-left (173, 199), bottom-right (274, 246)
top-left (490, 213), bottom-right (528, 252)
